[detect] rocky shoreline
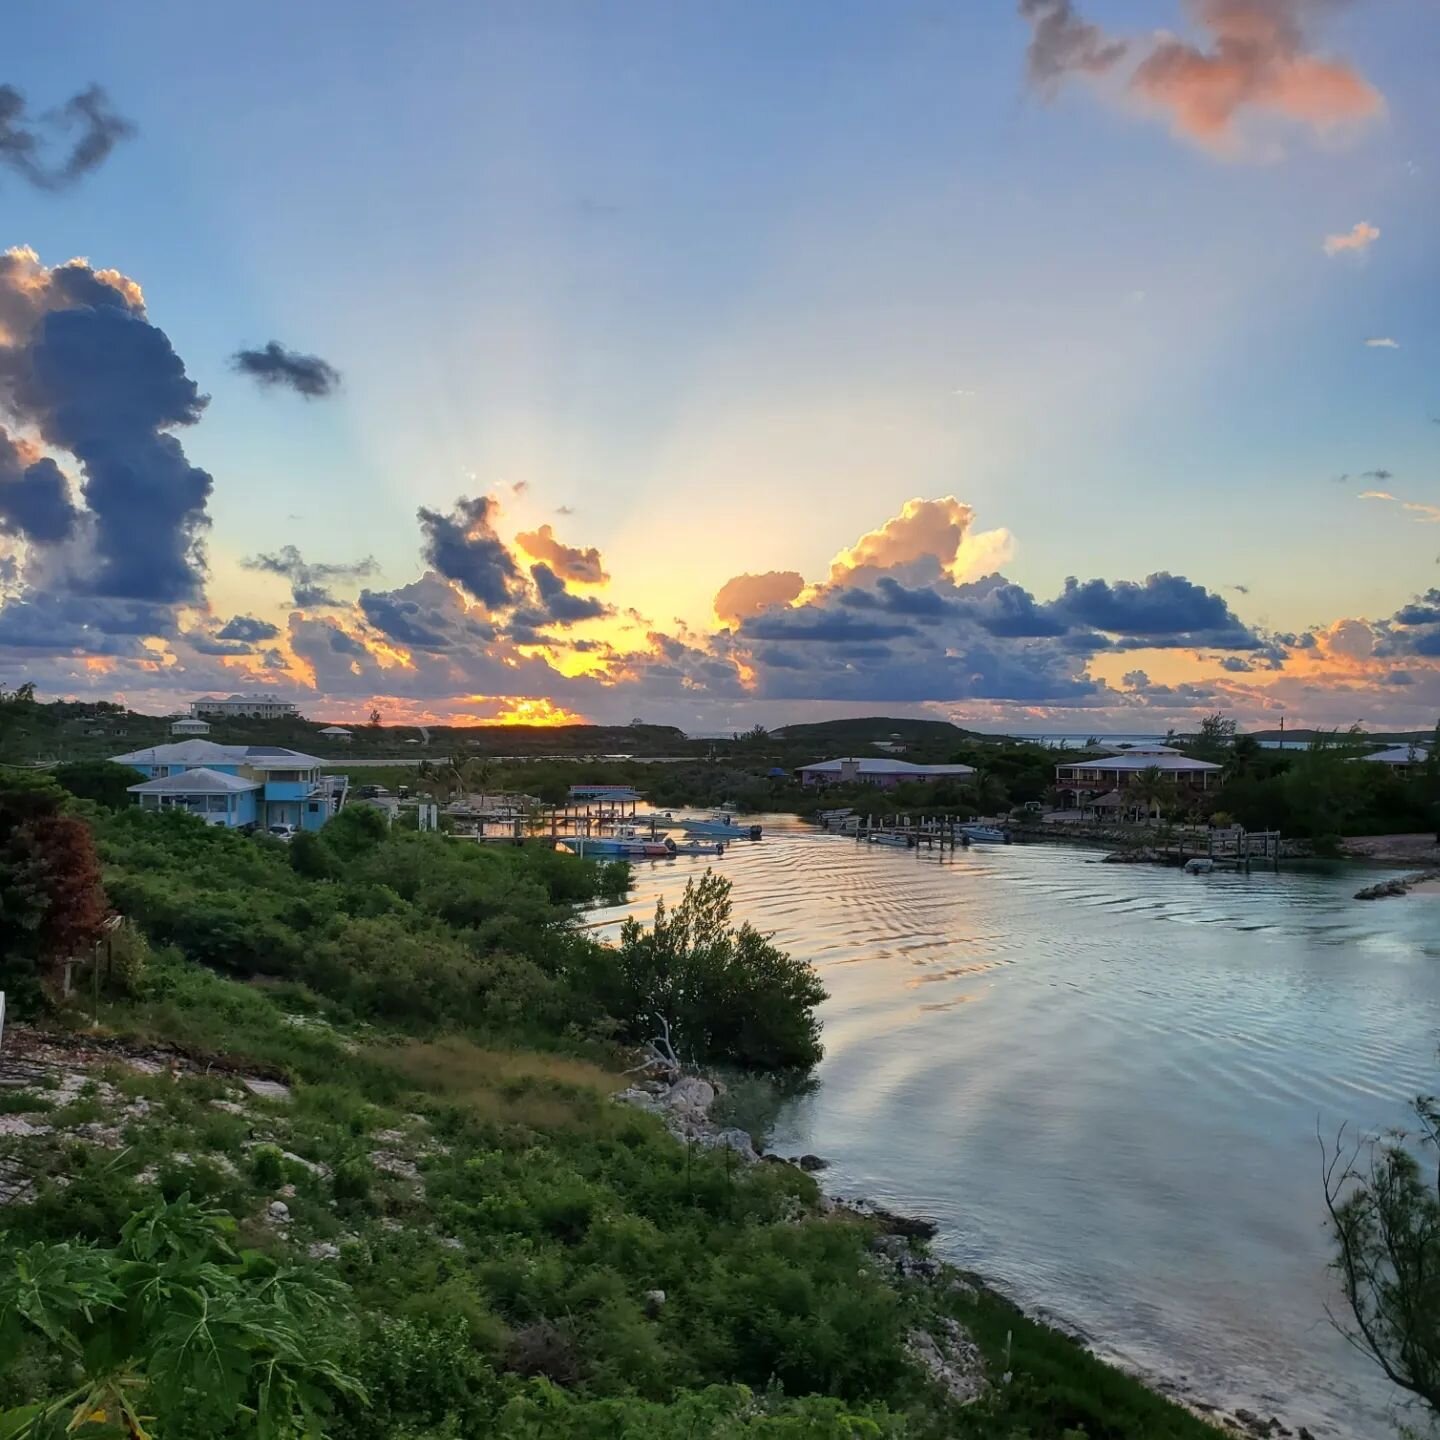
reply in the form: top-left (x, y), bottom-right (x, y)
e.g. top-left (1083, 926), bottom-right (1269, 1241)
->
top-left (618, 1071), bottom-right (1321, 1440)
top-left (1354, 869), bottom-right (1440, 901)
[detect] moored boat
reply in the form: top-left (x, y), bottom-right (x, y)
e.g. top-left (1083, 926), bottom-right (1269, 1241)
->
top-left (958, 824), bottom-right (1007, 844)
top-left (669, 811), bottom-right (763, 840)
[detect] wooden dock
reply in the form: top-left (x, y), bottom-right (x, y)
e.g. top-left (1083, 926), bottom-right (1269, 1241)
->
top-left (836, 813), bottom-right (980, 849)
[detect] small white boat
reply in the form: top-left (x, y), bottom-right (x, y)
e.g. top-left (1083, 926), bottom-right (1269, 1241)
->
top-left (958, 824), bottom-right (1007, 844)
top-left (671, 811), bottom-right (763, 840)
top-left (1183, 857), bottom-right (1215, 875)
top-left (867, 832), bottom-right (912, 847)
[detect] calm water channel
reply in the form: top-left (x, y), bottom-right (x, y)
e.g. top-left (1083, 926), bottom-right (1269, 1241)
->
top-left (584, 816), bottom-right (1440, 1438)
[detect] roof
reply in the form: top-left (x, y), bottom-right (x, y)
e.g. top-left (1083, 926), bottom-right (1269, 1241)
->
top-left (1087, 790), bottom-right (1126, 808)
top-left (318, 726), bottom-right (353, 735)
top-left (796, 757), bottom-right (976, 777)
top-left (1359, 745), bottom-right (1431, 766)
top-left (1058, 753), bottom-right (1221, 774)
top-left (195, 693), bottom-right (297, 705)
top-left (111, 740), bottom-right (326, 769)
top-left (1103, 744), bottom-right (1183, 756)
top-left (128, 768), bottom-right (262, 796)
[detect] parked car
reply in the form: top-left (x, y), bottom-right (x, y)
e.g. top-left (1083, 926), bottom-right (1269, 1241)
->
top-left (267, 823), bottom-right (297, 842)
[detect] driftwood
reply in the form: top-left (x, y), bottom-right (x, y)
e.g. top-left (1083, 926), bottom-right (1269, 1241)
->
top-left (624, 1013), bottom-right (682, 1081)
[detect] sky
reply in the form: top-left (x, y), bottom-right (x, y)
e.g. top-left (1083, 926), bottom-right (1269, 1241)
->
top-left (1, 0), bottom-right (1438, 734)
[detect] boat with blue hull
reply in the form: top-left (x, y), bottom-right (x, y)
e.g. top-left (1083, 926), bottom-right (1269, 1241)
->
top-left (654, 809), bottom-right (763, 840)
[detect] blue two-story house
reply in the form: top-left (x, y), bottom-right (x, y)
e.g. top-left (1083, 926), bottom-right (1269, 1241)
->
top-left (112, 741), bottom-right (347, 832)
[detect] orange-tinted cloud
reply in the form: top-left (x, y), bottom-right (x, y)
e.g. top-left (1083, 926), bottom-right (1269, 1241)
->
top-left (1323, 220), bottom-right (1380, 256)
top-left (514, 523), bottom-right (609, 585)
top-left (1020, 0), bottom-right (1384, 155)
top-left (713, 569), bottom-right (806, 627)
top-left (828, 497), bottom-right (1014, 586)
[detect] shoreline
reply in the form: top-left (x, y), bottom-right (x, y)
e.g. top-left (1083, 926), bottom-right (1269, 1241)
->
top-left (621, 1071), bottom-right (1320, 1440)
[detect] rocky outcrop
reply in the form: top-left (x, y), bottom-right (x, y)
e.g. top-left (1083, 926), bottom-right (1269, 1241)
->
top-left (617, 1076), bottom-right (760, 1162)
top-left (905, 1317), bottom-right (987, 1405)
top-left (1355, 870), bottom-right (1440, 901)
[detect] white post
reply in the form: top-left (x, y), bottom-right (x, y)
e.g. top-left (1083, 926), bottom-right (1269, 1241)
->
top-left (0, 990), bottom-right (6, 1055)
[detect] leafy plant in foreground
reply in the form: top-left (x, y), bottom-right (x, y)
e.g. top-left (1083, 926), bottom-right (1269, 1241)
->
top-left (0, 1194), bottom-right (365, 1439)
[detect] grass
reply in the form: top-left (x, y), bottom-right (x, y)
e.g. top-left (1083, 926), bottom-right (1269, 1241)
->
top-left (1, 979), bottom-right (1231, 1439)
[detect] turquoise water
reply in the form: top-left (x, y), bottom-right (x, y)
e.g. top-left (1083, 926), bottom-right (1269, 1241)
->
top-left (586, 818), bottom-right (1440, 1438)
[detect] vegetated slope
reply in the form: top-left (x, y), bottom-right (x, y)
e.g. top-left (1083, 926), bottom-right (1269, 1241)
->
top-left (0, 780), bottom-right (1223, 1440)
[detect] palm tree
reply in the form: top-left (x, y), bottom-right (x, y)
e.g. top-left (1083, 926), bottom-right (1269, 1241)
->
top-left (1128, 765), bottom-right (1169, 822)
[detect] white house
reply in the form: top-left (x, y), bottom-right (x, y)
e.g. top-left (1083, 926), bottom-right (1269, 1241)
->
top-left (190, 694), bottom-right (300, 720)
top-left (1356, 744), bottom-right (1430, 775)
top-left (318, 725), bottom-right (353, 743)
top-left (796, 757), bottom-right (976, 790)
top-left (170, 717), bottom-right (211, 736)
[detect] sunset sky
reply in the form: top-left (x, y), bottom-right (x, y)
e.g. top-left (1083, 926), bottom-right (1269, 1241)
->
top-left (1, 0), bottom-right (1437, 733)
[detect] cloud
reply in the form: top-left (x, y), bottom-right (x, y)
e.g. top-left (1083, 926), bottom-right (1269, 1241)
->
top-left (0, 427), bottom-right (78, 543)
top-left (1364, 336), bottom-right (1399, 348)
top-left (1360, 491), bottom-right (1440, 524)
top-left (215, 614), bottom-right (279, 644)
top-left (231, 341), bottom-right (341, 399)
top-left (1019, 0), bottom-right (1127, 90)
top-left (0, 83), bottom-right (133, 192)
top-left (1324, 220), bottom-right (1380, 257)
top-left (714, 570), bottom-right (806, 627)
top-left (1019, 0), bottom-right (1383, 155)
top-left (1048, 571), bottom-right (1260, 647)
top-left (828, 496), bottom-right (1014, 587)
top-left (0, 248), bottom-right (212, 604)
top-left (416, 495), bottom-right (520, 608)
top-left (529, 562), bottom-right (611, 624)
top-left (514, 522), bottom-right (609, 584)
top-left (242, 544), bottom-right (379, 606)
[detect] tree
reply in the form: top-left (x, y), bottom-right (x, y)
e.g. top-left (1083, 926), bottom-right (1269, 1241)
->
top-left (1128, 765), bottom-right (1169, 821)
top-left (1222, 734), bottom-right (1263, 783)
top-left (599, 871), bottom-right (826, 1071)
top-left (290, 828), bottom-right (341, 880)
top-left (322, 804), bottom-right (390, 860)
top-left (1189, 712), bottom-right (1237, 762)
top-left (51, 760), bottom-right (146, 811)
top-left (0, 775), bottom-right (109, 1001)
top-left (368, 706), bottom-right (383, 728)
top-left (1324, 1097), bottom-right (1440, 1419)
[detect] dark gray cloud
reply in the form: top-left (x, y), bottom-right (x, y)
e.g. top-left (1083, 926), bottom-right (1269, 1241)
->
top-left (215, 614), bottom-right (280, 643)
top-left (417, 495), bottom-right (520, 608)
top-left (530, 562), bottom-right (610, 624)
top-left (231, 341), bottom-right (341, 399)
top-left (357, 573), bottom-right (500, 654)
top-left (0, 427), bottom-right (78, 542)
top-left (1049, 572), bottom-right (1260, 648)
top-left (242, 544), bottom-right (378, 607)
top-left (0, 592), bottom-right (172, 653)
top-left (0, 84), bottom-right (133, 192)
top-left (0, 257), bottom-right (213, 603)
top-left (1018, 0), bottom-right (1126, 90)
